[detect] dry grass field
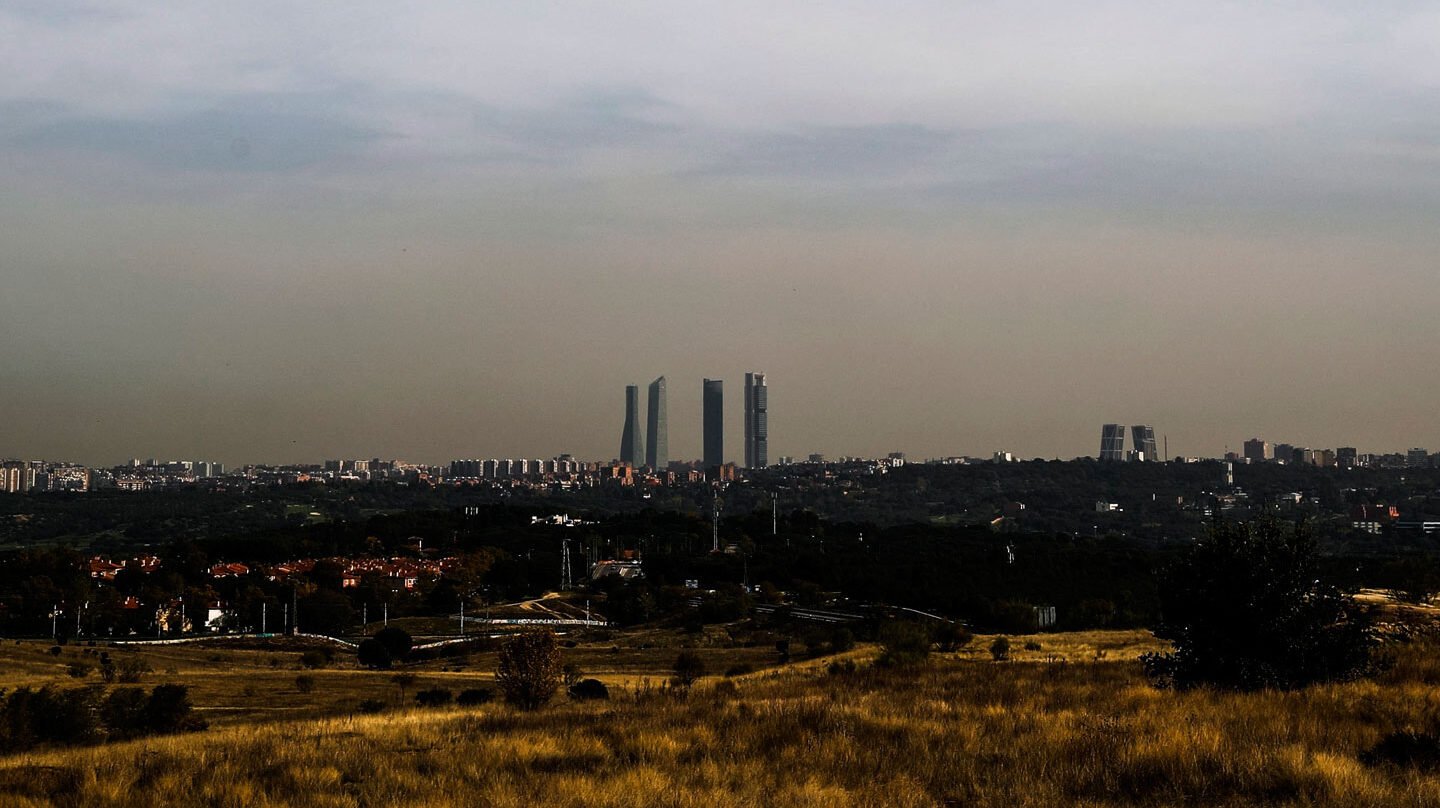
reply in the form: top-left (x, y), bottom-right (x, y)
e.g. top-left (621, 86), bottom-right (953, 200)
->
top-left (4, 630), bottom-right (1440, 806)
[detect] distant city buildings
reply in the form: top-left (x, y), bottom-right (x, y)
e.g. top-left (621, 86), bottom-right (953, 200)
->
top-left (620, 385), bottom-right (643, 467)
top-left (744, 371), bottom-right (768, 469)
top-left (1243, 438), bottom-right (1271, 463)
top-left (646, 376), bottom-right (667, 471)
top-left (703, 378), bottom-right (724, 469)
top-left (1099, 424), bottom-right (1126, 461)
top-left (1130, 425), bottom-right (1158, 461)
top-left (1233, 438), bottom-right (1436, 470)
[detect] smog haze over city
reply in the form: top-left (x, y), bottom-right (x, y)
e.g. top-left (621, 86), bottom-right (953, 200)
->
top-left (4, 2), bottom-right (1439, 466)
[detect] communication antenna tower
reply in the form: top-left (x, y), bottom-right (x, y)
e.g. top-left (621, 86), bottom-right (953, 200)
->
top-left (561, 537), bottom-right (573, 590)
top-left (711, 490), bottom-right (721, 553)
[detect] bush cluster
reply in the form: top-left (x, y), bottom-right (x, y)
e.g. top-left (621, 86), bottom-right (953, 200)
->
top-left (0, 684), bottom-right (204, 751)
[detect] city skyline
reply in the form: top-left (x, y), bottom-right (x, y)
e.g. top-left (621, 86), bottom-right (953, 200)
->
top-left (5, 4), bottom-right (1440, 466)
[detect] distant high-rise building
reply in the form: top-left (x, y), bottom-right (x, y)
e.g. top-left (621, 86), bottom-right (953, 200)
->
top-left (1408, 448), bottom-right (1430, 468)
top-left (620, 385), bottom-right (643, 466)
top-left (1336, 447), bottom-right (1358, 468)
top-left (646, 376), bottom-right (667, 470)
top-left (1274, 443), bottom-right (1295, 465)
top-left (1099, 424), bottom-right (1126, 461)
top-left (744, 372), bottom-right (768, 468)
top-left (1243, 438), bottom-right (1270, 463)
top-left (1130, 425), bottom-right (1158, 461)
top-left (703, 378), bottom-right (724, 469)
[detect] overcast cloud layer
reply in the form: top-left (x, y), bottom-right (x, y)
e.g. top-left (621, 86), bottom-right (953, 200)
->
top-left (3, 2), bottom-right (1440, 466)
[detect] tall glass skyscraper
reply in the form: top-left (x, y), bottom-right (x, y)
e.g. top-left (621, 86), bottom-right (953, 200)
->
top-left (744, 372), bottom-right (767, 468)
top-left (703, 378), bottom-right (724, 469)
top-left (646, 376), bottom-right (667, 470)
top-left (1099, 424), bottom-right (1126, 461)
top-left (620, 385), bottom-right (643, 466)
top-left (1130, 425), bottom-right (1159, 461)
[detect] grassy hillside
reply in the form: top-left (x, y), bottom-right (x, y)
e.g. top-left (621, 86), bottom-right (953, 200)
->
top-left (4, 630), bottom-right (1440, 806)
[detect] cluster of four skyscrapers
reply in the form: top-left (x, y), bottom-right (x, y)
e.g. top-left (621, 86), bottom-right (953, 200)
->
top-left (621, 374), bottom-right (768, 471)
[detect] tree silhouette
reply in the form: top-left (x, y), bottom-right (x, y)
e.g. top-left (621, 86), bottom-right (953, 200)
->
top-left (495, 629), bottom-right (561, 710)
top-left (1142, 519), bottom-right (1376, 690)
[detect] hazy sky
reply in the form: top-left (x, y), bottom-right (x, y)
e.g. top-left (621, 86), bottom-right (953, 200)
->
top-left (4, 2), bottom-right (1440, 466)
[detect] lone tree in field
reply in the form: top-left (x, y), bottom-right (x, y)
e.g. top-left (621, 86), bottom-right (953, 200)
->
top-left (1142, 518), bottom-right (1376, 691)
top-left (495, 629), bottom-right (562, 710)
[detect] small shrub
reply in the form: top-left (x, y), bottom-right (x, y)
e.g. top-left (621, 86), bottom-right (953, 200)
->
top-left (357, 699), bottom-right (386, 714)
top-left (877, 622), bottom-right (931, 668)
top-left (827, 659), bottom-right (858, 677)
top-left (724, 663), bottom-right (755, 678)
top-left (48, 646), bottom-right (62, 657)
top-left (932, 622), bottom-right (973, 653)
top-left (562, 663), bottom-right (584, 687)
top-left (415, 688), bottom-right (453, 707)
top-left (457, 688), bottom-right (494, 707)
top-left (990, 636), bottom-right (1011, 661)
top-left (101, 688), bottom-right (149, 740)
top-left (568, 679), bottom-right (609, 701)
top-left (65, 662), bottom-right (92, 679)
top-left (391, 673), bottom-right (417, 701)
top-left (495, 629), bottom-right (562, 710)
top-left (294, 675), bottom-right (316, 694)
top-left (299, 650), bottom-right (328, 669)
top-left (712, 679), bottom-right (739, 698)
top-left (143, 684), bottom-right (205, 734)
top-left (672, 651), bottom-right (707, 688)
top-left (1024, 640), bottom-right (1043, 652)
top-left (829, 627), bottom-right (856, 654)
top-left (116, 658), bottom-right (151, 683)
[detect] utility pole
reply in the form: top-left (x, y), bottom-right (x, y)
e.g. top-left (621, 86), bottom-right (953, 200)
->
top-left (51, 605), bottom-right (58, 639)
top-left (261, 602), bottom-right (267, 634)
top-left (362, 604), bottom-right (367, 631)
top-left (771, 492), bottom-right (779, 537)
top-left (459, 600), bottom-right (465, 636)
top-left (383, 602), bottom-right (388, 627)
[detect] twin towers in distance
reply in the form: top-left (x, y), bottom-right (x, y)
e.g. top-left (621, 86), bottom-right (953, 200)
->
top-left (620, 373), bottom-right (768, 472)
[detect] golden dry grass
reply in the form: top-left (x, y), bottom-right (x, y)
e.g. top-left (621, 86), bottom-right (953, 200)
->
top-left (4, 630), bottom-right (1440, 806)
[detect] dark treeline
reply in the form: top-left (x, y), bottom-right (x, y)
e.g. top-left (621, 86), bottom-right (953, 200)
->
top-left (8, 461), bottom-right (1440, 557)
top-left (3, 499), bottom-right (1440, 638)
